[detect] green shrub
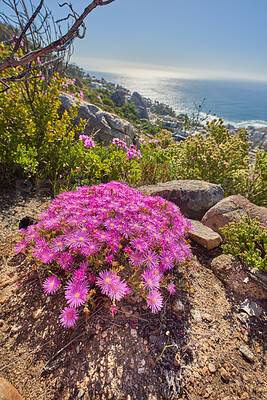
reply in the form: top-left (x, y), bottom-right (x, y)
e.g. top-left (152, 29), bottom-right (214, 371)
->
top-left (0, 43), bottom-right (85, 192)
top-left (221, 215), bottom-right (267, 272)
top-left (167, 119), bottom-right (267, 206)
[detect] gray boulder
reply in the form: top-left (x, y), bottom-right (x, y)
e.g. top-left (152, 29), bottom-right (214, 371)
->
top-left (201, 194), bottom-right (267, 234)
top-left (138, 180), bottom-right (224, 220)
top-left (111, 89), bottom-right (128, 107)
top-left (129, 92), bottom-right (149, 120)
top-left (59, 92), bottom-right (136, 147)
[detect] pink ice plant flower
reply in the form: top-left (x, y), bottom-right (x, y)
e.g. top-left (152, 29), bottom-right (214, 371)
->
top-left (65, 279), bottom-right (89, 308)
top-left (43, 276), bottom-right (61, 295)
top-left (59, 307), bottom-right (78, 328)
top-left (146, 290), bottom-right (163, 313)
top-left (167, 283), bottom-right (176, 295)
top-left (15, 181), bottom-right (192, 325)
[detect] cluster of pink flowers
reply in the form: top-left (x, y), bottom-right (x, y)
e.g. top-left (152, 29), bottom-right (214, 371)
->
top-left (15, 182), bottom-right (192, 328)
top-left (126, 144), bottom-right (142, 160)
top-left (62, 78), bottom-right (76, 88)
top-left (112, 138), bottom-right (127, 148)
top-left (79, 134), bottom-right (95, 148)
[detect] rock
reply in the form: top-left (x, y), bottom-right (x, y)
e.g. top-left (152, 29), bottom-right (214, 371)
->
top-left (130, 328), bottom-right (138, 338)
top-left (240, 298), bottom-right (263, 317)
top-left (138, 180), bottom-right (224, 220)
top-left (0, 377), bottom-right (24, 400)
top-left (208, 362), bottom-right (217, 373)
top-left (188, 219), bottom-right (222, 249)
top-left (201, 194), bottom-right (267, 234)
top-left (130, 92), bottom-right (148, 109)
top-left (202, 313), bottom-right (213, 322)
top-left (220, 367), bottom-right (231, 382)
top-left (191, 310), bottom-right (202, 322)
top-left (77, 388), bottom-right (85, 398)
top-left (59, 93), bottom-right (137, 147)
top-left (172, 299), bottom-right (185, 313)
top-left (111, 89), bottom-right (128, 107)
top-left (240, 393), bottom-right (249, 400)
top-left (210, 254), bottom-right (267, 299)
top-left (239, 345), bottom-right (254, 362)
top-left (18, 216), bottom-right (37, 230)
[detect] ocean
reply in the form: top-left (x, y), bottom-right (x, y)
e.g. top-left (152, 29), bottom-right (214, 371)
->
top-left (88, 70), bottom-right (267, 129)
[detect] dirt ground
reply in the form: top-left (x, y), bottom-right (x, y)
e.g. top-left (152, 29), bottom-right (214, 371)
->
top-left (0, 190), bottom-right (266, 400)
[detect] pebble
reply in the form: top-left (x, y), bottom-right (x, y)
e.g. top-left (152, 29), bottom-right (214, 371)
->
top-left (202, 313), bottom-right (213, 322)
top-left (77, 388), bottom-right (85, 398)
top-left (172, 299), bottom-right (185, 312)
top-left (239, 345), bottom-right (254, 362)
top-left (191, 310), bottom-right (202, 322)
top-left (240, 299), bottom-right (262, 317)
top-left (208, 362), bottom-right (217, 373)
top-left (130, 328), bottom-right (138, 338)
top-left (220, 367), bottom-right (230, 382)
top-left (240, 393), bottom-right (249, 400)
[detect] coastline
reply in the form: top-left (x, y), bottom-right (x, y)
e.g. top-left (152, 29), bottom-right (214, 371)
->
top-left (87, 69), bottom-right (267, 132)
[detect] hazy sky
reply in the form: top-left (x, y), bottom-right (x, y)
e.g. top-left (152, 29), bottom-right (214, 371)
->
top-left (16, 0), bottom-right (267, 81)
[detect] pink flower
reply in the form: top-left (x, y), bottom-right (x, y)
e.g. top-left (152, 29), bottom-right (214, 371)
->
top-left (110, 304), bottom-right (118, 316)
top-left (43, 276), bottom-right (61, 295)
top-left (96, 269), bottom-right (118, 296)
top-left (59, 307), bottom-right (78, 328)
top-left (14, 240), bottom-right (27, 253)
top-left (65, 279), bottom-right (89, 308)
top-left (167, 283), bottom-right (176, 295)
top-left (109, 278), bottom-right (129, 301)
top-left (142, 269), bottom-right (160, 291)
top-left (146, 290), bottom-right (163, 313)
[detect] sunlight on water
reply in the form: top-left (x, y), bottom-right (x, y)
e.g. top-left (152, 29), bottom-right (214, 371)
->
top-left (88, 70), bottom-right (267, 127)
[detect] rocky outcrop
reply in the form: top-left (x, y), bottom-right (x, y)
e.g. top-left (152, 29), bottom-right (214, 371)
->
top-left (201, 195), bottom-right (267, 234)
top-left (111, 89), bottom-right (129, 107)
top-left (188, 219), bottom-right (222, 249)
top-left (138, 180), bottom-right (224, 220)
top-left (129, 92), bottom-right (149, 120)
top-left (0, 377), bottom-right (24, 400)
top-left (59, 93), bottom-right (137, 147)
top-left (210, 254), bottom-right (267, 299)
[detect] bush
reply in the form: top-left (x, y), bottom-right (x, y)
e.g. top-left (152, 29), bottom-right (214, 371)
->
top-left (0, 43), bottom-right (85, 192)
top-left (221, 215), bottom-right (267, 272)
top-left (15, 181), bottom-right (192, 327)
top-left (167, 119), bottom-right (266, 206)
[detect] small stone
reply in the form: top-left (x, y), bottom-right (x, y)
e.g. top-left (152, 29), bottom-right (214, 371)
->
top-left (202, 313), bottom-right (213, 322)
top-left (239, 345), bottom-right (254, 362)
top-left (240, 393), bottom-right (249, 400)
top-left (208, 363), bottom-right (217, 373)
top-left (77, 388), bottom-right (85, 398)
top-left (202, 366), bottom-right (209, 375)
top-left (130, 328), bottom-right (138, 338)
top-left (172, 298), bottom-right (185, 312)
top-left (240, 298), bottom-right (262, 317)
top-left (33, 308), bottom-right (42, 319)
top-left (138, 367), bottom-right (144, 374)
top-left (243, 277), bottom-right (249, 284)
top-left (220, 367), bottom-right (230, 382)
top-left (203, 386), bottom-right (213, 398)
top-left (191, 310), bottom-right (202, 322)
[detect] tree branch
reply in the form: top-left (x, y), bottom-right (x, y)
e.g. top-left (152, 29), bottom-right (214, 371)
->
top-left (0, 0), bottom-right (116, 74)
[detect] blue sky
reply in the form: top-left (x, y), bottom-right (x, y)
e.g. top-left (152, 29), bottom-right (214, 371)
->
top-left (13, 0), bottom-right (267, 81)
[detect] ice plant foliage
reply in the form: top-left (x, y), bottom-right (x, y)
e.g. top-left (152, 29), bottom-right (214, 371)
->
top-left (16, 182), bottom-right (192, 327)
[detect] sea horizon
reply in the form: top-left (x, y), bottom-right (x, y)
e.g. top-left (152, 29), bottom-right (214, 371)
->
top-left (86, 69), bottom-right (267, 129)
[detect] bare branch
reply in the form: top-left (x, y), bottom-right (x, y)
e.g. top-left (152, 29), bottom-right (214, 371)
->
top-left (0, 0), bottom-right (116, 75)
